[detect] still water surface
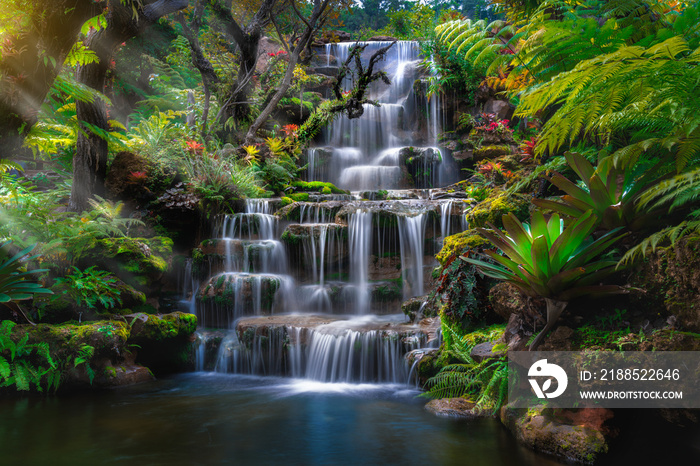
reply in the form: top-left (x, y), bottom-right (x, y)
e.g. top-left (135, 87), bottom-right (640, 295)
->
top-left (1, 373), bottom-right (560, 465)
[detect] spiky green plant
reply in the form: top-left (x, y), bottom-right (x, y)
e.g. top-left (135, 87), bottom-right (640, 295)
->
top-left (462, 210), bottom-right (627, 348)
top-left (532, 152), bottom-right (666, 230)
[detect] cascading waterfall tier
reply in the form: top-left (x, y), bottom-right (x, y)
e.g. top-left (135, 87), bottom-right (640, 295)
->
top-left (188, 41), bottom-right (469, 384)
top-left (306, 41), bottom-right (460, 190)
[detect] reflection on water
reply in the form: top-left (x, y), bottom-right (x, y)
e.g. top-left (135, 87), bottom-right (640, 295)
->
top-left (0, 374), bottom-right (555, 466)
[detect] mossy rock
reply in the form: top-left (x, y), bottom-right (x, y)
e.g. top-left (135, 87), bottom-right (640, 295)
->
top-left (21, 321), bottom-right (130, 357)
top-left (464, 191), bottom-right (530, 229)
top-left (128, 312), bottom-right (197, 343)
top-left (290, 180), bottom-right (348, 194)
top-left (500, 404), bottom-right (611, 464)
top-left (473, 145), bottom-right (512, 161)
top-left (436, 230), bottom-right (489, 266)
top-left (289, 192), bottom-right (310, 202)
top-left (84, 236), bottom-right (174, 290)
top-left (127, 312), bottom-right (198, 374)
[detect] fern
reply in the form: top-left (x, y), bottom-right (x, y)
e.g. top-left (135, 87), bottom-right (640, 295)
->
top-left (422, 364), bottom-right (476, 399)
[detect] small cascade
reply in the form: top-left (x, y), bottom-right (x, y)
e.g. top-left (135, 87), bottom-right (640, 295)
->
top-left (348, 210), bottom-right (373, 314)
top-left (199, 315), bottom-right (434, 383)
top-left (397, 214), bottom-right (427, 299)
top-left (306, 41), bottom-right (456, 191)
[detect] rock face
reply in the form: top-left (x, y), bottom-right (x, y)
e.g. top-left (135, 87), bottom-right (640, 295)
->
top-left (470, 341), bottom-right (504, 363)
top-left (368, 35), bottom-right (398, 41)
top-left (500, 404), bottom-right (614, 465)
top-left (630, 235), bottom-right (700, 331)
top-left (402, 295), bottom-right (431, 322)
top-left (483, 98), bottom-right (516, 121)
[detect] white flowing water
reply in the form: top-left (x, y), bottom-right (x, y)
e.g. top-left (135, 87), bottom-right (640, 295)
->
top-left (191, 42), bottom-right (462, 384)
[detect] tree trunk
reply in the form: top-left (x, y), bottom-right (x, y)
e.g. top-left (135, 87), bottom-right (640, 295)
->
top-left (0, 1), bottom-right (106, 160)
top-left (210, 0), bottom-right (276, 132)
top-left (244, 0), bottom-right (331, 144)
top-left (69, 0), bottom-right (189, 211)
top-left (178, 1), bottom-right (219, 135)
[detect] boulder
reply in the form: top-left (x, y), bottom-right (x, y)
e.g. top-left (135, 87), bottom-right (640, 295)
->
top-left (105, 151), bottom-right (149, 200)
top-left (470, 341), bottom-right (504, 363)
top-left (401, 295), bottom-right (433, 322)
top-left (489, 282), bottom-right (530, 321)
top-left (425, 398), bottom-right (488, 418)
top-left (500, 404), bottom-right (614, 465)
top-left (483, 98), bottom-right (515, 121)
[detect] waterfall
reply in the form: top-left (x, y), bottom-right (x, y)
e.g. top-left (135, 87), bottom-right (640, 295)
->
top-left (191, 40), bottom-right (459, 384)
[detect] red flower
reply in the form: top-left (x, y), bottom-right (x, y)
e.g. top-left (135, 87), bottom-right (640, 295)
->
top-left (282, 124), bottom-right (299, 137)
top-left (129, 171), bottom-right (148, 183)
top-left (185, 140), bottom-right (204, 154)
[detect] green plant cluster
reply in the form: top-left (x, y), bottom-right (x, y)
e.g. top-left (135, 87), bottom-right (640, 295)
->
top-left (53, 267), bottom-right (123, 312)
top-left (0, 320), bottom-right (57, 392)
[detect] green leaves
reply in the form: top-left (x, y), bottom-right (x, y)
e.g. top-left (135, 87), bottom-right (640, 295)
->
top-left (461, 210), bottom-right (627, 301)
top-left (54, 267), bottom-right (122, 311)
top-left (0, 242), bottom-right (52, 304)
top-left (0, 321), bottom-right (57, 392)
top-left (533, 152), bottom-right (667, 230)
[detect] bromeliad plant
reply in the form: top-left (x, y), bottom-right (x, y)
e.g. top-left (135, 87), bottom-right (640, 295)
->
top-left (462, 210), bottom-right (627, 349)
top-left (533, 152), bottom-right (666, 231)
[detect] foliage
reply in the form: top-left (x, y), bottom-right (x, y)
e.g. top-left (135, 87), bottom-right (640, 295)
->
top-left (621, 167), bottom-right (700, 263)
top-left (462, 210), bottom-right (626, 301)
top-left (533, 152), bottom-right (666, 230)
top-left (0, 242), bottom-right (52, 305)
top-left (463, 210), bottom-right (628, 347)
top-left (422, 322), bottom-right (508, 413)
top-left (435, 255), bottom-right (483, 326)
top-left (0, 320), bottom-right (57, 392)
top-left (183, 152), bottom-right (261, 213)
top-left (423, 30), bottom-right (486, 103)
top-left (53, 267), bottom-right (123, 312)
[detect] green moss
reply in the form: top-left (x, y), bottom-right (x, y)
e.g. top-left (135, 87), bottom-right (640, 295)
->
top-left (473, 145), bottom-right (512, 159)
top-left (289, 192), bottom-right (310, 202)
top-left (129, 312), bottom-right (198, 342)
top-left (281, 229), bottom-right (302, 246)
top-left (436, 230), bottom-right (489, 266)
top-left (280, 196), bottom-right (294, 207)
top-left (291, 180), bottom-right (348, 194)
top-left (321, 186), bottom-right (332, 195)
top-left (464, 191), bottom-right (530, 229)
